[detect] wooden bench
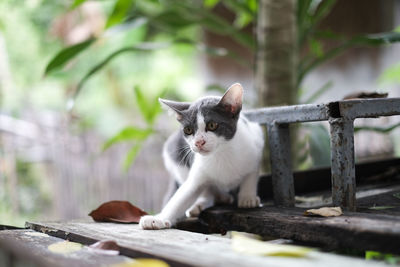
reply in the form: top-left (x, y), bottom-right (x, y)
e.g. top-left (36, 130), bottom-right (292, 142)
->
top-left (0, 221), bottom-right (390, 267)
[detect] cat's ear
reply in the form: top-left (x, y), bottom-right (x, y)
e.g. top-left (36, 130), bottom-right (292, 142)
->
top-left (218, 83), bottom-right (243, 115)
top-left (159, 98), bottom-right (190, 120)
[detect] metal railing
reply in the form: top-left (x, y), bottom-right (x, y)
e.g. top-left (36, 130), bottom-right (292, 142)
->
top-left (245, 98), bottom-right (400, 211)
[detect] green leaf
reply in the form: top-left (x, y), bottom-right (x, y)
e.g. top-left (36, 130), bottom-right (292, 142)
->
top-left (172, 3), bottom-right (255, 49)
top-left (73, 40), bottom-right (249, 99)
top-left (133, 86), bottom-right (162, 125)
top-left (379, 63), bottom-right (400, 85)
top-left (44, 38), bottom-right (95, 75)
top-left (366, 251), bottom-right (400, 264)
top-left (105, 0), bottom-right (134, 29)
top-left (123, 143), bottom-right (142, 171)
top-left (298, 0), bottom-right (336, 46)
top-left (368, 206), bottom-right (396, 210)
top-left (246, 0), bottom-right (257, 12)
top-left (222, 0), bottom-right (255, 16)
top-left (75, 43), bottom-right (170, 98)
top-left (297, 0), bottom-right (312, 25)
top-left (311, 0), bottom-right (336, 25)
top-left (309, 39), bottom-right (323, 58)
top-left (71, 0), bottom-right (88, 9)
top-left (234, 11), bottom-right (253, 29)
top-left (153, 9), bottom-right (195, 29)
top-left (204, 0), bottom-right (220, 8)
top-left (366, 251), bottom-right (382, 260)
top-left (393, 193), bottom-right (400, 200)
top-left (198, 11), bottom-right (255, 49)
top-left (298, 31), bottom-right (400, 86)
top-left (354, 122), bottom-right (400, 133)
top-left (103, 127), bottom-right (153, 151)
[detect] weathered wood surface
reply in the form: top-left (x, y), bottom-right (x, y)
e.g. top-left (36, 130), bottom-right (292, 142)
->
top-left (26, 221), bottom-right (386, 267)
top-left (356, 185), bottom-right (400, 215)
top-left (0, 229), bottom-right (130, 267)
top-left (200, 205), bottom-right (400, 254)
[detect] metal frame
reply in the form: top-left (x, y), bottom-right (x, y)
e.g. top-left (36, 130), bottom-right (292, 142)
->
top-left (244, 98), bottom-right (400, 211)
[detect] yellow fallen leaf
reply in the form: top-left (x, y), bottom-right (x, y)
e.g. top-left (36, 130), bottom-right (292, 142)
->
top-left (231, 232), bottom-right (312, 257)
top-left (304, 207), bottom-right (342, 217)
top-left (25, 232), bottom-right (49, 238)
top-left (111, 259), bottom-right (169, 267)
top-left (48, 241), bottom-right (83, 254)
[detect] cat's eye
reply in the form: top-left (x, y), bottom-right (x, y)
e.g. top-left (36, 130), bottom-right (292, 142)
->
top-left (206, 121), bottom-right (218, 131)
top-left (183, 126), bottom-right (194, 135)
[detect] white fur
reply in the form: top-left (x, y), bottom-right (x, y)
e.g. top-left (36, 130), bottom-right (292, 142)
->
top-left (139, 113), bottom-right (264, 230)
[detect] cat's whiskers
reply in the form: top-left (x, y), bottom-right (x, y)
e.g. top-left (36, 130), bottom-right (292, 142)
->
top-left (178, 146), bottom-right (193, 167)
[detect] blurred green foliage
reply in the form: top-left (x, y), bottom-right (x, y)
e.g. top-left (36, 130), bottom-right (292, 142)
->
top-left (42, 0), bottom-right (400, 169)
top-left (365, 251), bottom-right (400, 265)
top-left (0, 161), bottom-right (52, 227)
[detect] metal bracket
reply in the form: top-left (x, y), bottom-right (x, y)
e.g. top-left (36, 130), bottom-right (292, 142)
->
top-left (245, 98), bottom-right (400, 209)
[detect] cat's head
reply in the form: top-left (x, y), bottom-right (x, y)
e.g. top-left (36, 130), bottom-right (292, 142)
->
top-left (160, 83), bottom-right (243, 155)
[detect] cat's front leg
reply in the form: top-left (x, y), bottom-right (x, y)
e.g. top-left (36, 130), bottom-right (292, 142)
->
top-left (140, 178), bottom-right (204, 230)
top-left (238, 171), bottom-right (261, 208)
top-left (185, 188), bottom-right (214, 218)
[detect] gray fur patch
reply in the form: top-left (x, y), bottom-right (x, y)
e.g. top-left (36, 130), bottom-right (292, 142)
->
top-left (165, 131), bottom-right (194, 168)
top-left (178, 96), bottom-right (240, 140)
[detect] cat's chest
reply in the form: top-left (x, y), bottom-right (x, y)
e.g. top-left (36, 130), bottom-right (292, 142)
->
top-left (195, 144), bottom-right (257, 188)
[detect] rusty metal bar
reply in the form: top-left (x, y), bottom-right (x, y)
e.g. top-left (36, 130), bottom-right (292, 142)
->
top-left (246, 97), bottom-right (400, 211)
top-left (266, 122), bottom-right (295, 207)
top-left (244, 103), bottom-right (329, 124)
top-left (339, 98), bottom-right (400, 119)
top-left (329, 118), bottom-right (356, 211)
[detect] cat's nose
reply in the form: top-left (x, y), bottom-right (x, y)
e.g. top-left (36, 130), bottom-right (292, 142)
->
top-left (195, 139), bottom-right (206, 148)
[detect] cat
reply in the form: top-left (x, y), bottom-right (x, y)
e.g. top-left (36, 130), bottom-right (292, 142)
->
top-left (139, 83), bottom-right (264, 230)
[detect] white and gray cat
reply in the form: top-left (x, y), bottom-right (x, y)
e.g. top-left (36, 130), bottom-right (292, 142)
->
top-left (139, 83), bottom-right (264, 230)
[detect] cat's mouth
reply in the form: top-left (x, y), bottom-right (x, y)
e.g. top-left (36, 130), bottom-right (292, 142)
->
top-left (193, 147), bottom-right (211, 155)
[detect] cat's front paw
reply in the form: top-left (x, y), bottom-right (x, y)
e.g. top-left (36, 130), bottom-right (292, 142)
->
top-left (139, 215), bottom-right (171, 230)
top-left (238, 195), bottom-right (260, 208)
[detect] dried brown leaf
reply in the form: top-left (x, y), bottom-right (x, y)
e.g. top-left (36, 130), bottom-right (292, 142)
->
top-left (89, 240), bottom-right (120, 255)
top-left (89, 200), bottom-right (148, 223)
top-left (304, 207), bottom-right (342, 217)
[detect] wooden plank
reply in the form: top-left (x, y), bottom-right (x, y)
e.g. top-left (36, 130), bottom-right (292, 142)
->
top-left (200, 205), bottom-right (400, 254)
top-left (26, 221), bottom-right (385, 267)
top-left (356, 187), bottom-right (400, 215)
top-left (0, 229), bottom-right (130, 267)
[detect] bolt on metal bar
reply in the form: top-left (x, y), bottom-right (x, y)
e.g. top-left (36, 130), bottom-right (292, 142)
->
top-left (267, 122), bottom-right (295, 207)
top-left (329, 118), bottom-right (356, 211)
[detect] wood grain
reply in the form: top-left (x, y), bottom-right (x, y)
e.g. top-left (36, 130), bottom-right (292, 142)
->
top-left (26, 220), bottom-right (387, 267)
top-left (0, 229), bottom-right (130, 267)
top-left (200, 205), bottom-right (400, 254)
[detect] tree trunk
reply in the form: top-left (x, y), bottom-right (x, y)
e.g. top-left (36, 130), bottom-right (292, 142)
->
top-left (255, 0), bottom-right (297, 172)
top-left (255, 0), bottom-right (297, 107)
